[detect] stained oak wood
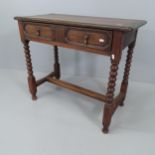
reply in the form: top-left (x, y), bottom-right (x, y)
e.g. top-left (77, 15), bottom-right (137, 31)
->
top-left (47, 77), bottom-right (106, 102)
top-left (21, 22), bottom-right (112, 55)
top-left (24, 23), bottom-right (54, 41)
top-left (15, 13), bottom-right (147, 134)
top-left (22, 22), bottom-right (112, 55)
top-left (65, 27), bottom-right (112, 51)
top-left (15, 13), bottom-right (147, 31)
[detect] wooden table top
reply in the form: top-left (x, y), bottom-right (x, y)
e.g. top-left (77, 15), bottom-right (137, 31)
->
top-left (15, 13), bottom-right (147, 31)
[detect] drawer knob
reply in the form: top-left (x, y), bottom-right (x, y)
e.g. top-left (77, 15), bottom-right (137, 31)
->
top-left (99, 38), bottom-right (105, 43)
top-left (84, 35), bottom-right (89, 45)
top-left (36, 29), bottom-right (41, 36)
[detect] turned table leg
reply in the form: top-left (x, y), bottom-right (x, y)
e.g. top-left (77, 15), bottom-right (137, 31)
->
top-left (53, 46), bottom-right (60, 79)
top-left (120, 41), bottom-right (135, 106)
top-left (102, 60), bottom-right (119, 133)
top-left (23, 40), bottom-right (37, 100)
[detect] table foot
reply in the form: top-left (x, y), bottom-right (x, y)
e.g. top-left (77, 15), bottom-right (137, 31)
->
top-left (119, 101), bottom-right (124, 106)
top-left (32, 95), bottom-right (37, 100)
top-left (102, 127), bottom-right (109, 134)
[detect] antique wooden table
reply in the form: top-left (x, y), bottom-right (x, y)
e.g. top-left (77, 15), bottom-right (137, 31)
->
top-left (15, 14), bottom-right (146, 133)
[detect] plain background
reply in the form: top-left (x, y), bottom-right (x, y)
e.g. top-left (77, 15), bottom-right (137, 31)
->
top-left (0, 0), bottom-right (154, 84)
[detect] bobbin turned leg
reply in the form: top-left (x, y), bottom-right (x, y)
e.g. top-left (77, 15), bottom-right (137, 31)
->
top-left (53, 46), bottom-right (60, 79)
top-left (120, 41), bottom-right (136, 106)
top-left (102, 60), bottom-right (119, 133)
top-left (23, 40), bottom-right (37, 100)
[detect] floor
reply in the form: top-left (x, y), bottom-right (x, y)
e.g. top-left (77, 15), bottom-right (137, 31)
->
top-left (0, 69), bottom-right (155, 155)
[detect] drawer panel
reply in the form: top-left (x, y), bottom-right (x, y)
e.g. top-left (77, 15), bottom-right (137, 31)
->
top-left (24, 23), bottom-right (55, 41)
top-left (65, 28), bottom-right (112, 51)
top-left (22, 23), bottom-right (112, 55)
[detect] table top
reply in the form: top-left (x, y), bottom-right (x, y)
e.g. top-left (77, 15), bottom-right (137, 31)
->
top-left (15, 13), bottom-right (147, 31)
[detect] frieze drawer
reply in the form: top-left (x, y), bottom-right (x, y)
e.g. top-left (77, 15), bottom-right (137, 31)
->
top-left (65, 28), bottom-right (112, 51)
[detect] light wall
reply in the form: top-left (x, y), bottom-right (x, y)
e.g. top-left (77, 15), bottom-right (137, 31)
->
top-left (0, 0), bottom-right (154, 83)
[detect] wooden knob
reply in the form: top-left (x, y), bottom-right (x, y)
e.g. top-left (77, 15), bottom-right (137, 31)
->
top-left (36, 29), bottom-right (41, 36)
top-left (84, 34), bottom-right (89, 45)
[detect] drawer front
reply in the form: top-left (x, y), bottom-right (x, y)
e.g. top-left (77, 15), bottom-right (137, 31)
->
top-left (24, 23), bottom-right (55, 41)
top-left (65, 28), bottom-right (112, 51)
top-left (22, 23), bottom-right (112, 54)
